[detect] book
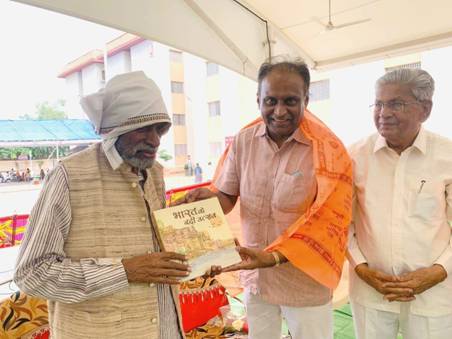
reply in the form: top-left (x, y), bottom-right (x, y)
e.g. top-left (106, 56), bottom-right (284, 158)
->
top-left (153, 197), bottom-right (241, 281)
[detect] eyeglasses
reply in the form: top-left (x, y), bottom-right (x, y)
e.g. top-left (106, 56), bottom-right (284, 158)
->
top-left (369, 101), bottom-right (421, 113)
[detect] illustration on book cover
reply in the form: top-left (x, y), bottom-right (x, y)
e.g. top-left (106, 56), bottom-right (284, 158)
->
top-left (153, 197), bottom-right (241, 281)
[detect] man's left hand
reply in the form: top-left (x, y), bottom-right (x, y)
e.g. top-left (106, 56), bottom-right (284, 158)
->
top-left (383, 264), bottom-right (447, 301)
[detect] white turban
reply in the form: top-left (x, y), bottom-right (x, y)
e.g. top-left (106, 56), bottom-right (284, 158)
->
top-left (80, 71), bottom-right (171, 170)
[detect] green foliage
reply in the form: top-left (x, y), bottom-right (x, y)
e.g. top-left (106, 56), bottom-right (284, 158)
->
top-left (158, 149), bottom-right (173, 162)
top-left (0, 148), bottom-right (12, 159)
top-left (35, 100), bottom-right (67, 120)
top-left (0, 147), bottom-right (29, 160)
top-left (19, 100), bottom-right (68, 120)
top-left (0, 146), bottom-right (70, 160)
top-left (3, 100), bottom-right (70, 160)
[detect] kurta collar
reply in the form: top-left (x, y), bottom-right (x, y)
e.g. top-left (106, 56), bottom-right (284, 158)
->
top-left (373, 127), bottom-right (427, 155)
top-left (256, 120), bottom-right (311, 146)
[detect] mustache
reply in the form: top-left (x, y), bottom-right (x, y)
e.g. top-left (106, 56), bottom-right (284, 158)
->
top-left (270, 116), bottom-right (291, 121)
top-left (131, 142), bottom-right (157, 154)
top-left (379, 119), bottom-right (398, 124)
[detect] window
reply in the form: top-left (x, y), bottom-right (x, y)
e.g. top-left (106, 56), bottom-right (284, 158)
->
top-left (385, 62), bottom-right (421, 73)
top-left (309, 79), bottom-right (330, 102)
top-left (174, 144), bottom-right (187, 157)
top-left (206, 62), bottom-right (219, 76)
top-left (170, 50), bottom-right (183, 62)
top-left (171, 81), bottom-right (184, 93)
top-left (173, 114), bottom-right (186, 126)
top-left (208, 101), bottom-right (221, 117)
top-left (209, 142), bottom-right (223, 157)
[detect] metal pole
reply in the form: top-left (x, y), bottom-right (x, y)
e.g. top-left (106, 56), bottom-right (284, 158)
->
top-left (29, 149), bottom-right (33, 179)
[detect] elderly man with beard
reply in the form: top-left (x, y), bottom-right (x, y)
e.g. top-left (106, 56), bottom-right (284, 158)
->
top-left (14, 71), bottom-right (190, 339)
top-left (348, 68), bottom-right (452, 339)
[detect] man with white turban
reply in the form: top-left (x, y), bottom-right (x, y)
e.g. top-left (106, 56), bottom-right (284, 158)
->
top-left (14, 71), bottom-right (189, 339)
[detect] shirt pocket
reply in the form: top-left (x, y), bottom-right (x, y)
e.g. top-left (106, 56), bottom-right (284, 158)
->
top-left (240, 175), bottom-right (266, 217)
top-left (409, 181), bottom-right (445, 223)
top-left (272, 172), bottom-right (316, 213)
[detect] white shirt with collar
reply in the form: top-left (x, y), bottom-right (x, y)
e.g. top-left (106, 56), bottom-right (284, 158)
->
top-left (348, 127), bottom-right (452, 317)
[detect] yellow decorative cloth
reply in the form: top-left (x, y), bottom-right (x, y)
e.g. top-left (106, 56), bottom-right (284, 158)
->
top-left (0, 291), bottom-right (49, 338)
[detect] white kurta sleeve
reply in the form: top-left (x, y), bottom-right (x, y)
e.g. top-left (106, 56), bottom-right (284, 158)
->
top-left (14, 165), bottom-right (129, 303)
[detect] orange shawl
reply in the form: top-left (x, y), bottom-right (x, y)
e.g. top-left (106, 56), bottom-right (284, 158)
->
top-left (213, 110), bottom-right (353, 289)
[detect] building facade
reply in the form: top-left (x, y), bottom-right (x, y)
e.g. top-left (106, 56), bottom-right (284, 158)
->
top-left (59, 33), bottom-right (258, 169)
top-left (59, 33), bottom-right (452, 171)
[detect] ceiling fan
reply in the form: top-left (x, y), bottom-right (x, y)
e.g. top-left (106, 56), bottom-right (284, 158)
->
top-left (316, 0), bottom-right (371, 32)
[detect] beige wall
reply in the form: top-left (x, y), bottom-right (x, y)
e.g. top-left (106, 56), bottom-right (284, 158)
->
top-left (174, 155), bottom-right (186, 167)
top-left (171, 93), bottom-right (186, 113)
top-left (173, 126), bottom-right (187, 144)
top-left (170, 63), bottom-right (184, 82)
top-left (170, 59), bottom-right (187, 165)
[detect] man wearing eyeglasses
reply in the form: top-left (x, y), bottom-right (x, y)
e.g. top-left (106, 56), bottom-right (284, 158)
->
top-left (347, 68), bottom-right (452, 339)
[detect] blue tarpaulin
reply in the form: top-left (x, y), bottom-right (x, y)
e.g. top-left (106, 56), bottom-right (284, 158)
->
top-left (0, 120), bottom-right (100, 146)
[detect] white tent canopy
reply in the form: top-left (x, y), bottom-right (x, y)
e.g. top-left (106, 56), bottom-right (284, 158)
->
top-left (14, 0), bottom-right (452, 79)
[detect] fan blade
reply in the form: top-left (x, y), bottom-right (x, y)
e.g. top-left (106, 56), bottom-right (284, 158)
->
top-left (333, 18), bottom-right (371, 29)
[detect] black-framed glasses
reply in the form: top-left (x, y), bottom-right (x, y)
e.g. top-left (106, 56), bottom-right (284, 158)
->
top-left (369, 100), bottom-right (421, 113)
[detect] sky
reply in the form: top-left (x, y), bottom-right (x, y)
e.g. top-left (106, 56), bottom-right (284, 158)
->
top-left (0, 0), bottom-right (122, 119)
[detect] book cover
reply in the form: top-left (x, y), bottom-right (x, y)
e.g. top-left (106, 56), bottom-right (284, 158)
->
top-left (153, 197), bottom-right (241, 281)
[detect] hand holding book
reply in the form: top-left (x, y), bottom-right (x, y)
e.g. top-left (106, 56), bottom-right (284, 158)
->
top-left (170, 187), bottom-right (217, 206)
top-left (206, 239), bottom-right (288, 277)
top-left (122, 252), bottom-right (191, 284)
top-left (153, 197), bottom-right (241, 281)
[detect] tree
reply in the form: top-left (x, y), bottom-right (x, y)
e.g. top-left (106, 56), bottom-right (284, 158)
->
top-left (0, 146), bottom-right (70, 160)
top-left (19, 99), bottom-right (68, 120)
top-left (36, 99), bottom-right (67, 120)
top-left (158, 149), bottom-right (173, 162)
top-left (1, 100), bottom-right (70, 160)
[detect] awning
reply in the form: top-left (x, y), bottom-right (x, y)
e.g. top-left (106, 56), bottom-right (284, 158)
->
top-left (13, 0), bottom-right (452, 78)
top-left (0, 119), bottom-right (100, 147)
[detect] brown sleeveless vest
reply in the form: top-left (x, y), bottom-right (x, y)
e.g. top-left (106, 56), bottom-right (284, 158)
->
top-left (47, 143), bottom-right (183, 338)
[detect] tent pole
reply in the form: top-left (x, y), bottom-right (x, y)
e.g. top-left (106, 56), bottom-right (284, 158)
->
top-left (29, 149), bottom-right (33, 178)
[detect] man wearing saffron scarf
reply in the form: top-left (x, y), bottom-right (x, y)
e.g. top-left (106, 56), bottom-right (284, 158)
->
top-left (178, 60), bottom-right (352, 339)
top-left (14, 71), bottom-right (190, 338)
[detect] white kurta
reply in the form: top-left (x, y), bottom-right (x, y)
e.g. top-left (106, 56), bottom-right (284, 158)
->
top-left (348, 128), bottom-right (452, 317)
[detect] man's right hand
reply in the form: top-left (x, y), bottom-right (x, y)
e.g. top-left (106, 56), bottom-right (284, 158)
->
top-left (170, 188), bottom-right (217, 206)
top-left (354, 263), bottom-right (415, 302)
top-left (122, 252), bottom-right (191, 284)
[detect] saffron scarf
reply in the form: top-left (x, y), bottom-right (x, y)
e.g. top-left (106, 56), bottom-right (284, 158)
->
top-left (213, 110), bottom-right (353, 289)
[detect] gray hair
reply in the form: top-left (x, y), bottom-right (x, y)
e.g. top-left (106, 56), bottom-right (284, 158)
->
top-left (376, 68), bottom-right (435, 101)
top-left (257, 57), bottom-right (310, 95)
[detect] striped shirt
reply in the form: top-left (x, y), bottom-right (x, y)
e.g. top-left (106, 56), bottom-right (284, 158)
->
top-left (14, 165), bottom-right (182, 339)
